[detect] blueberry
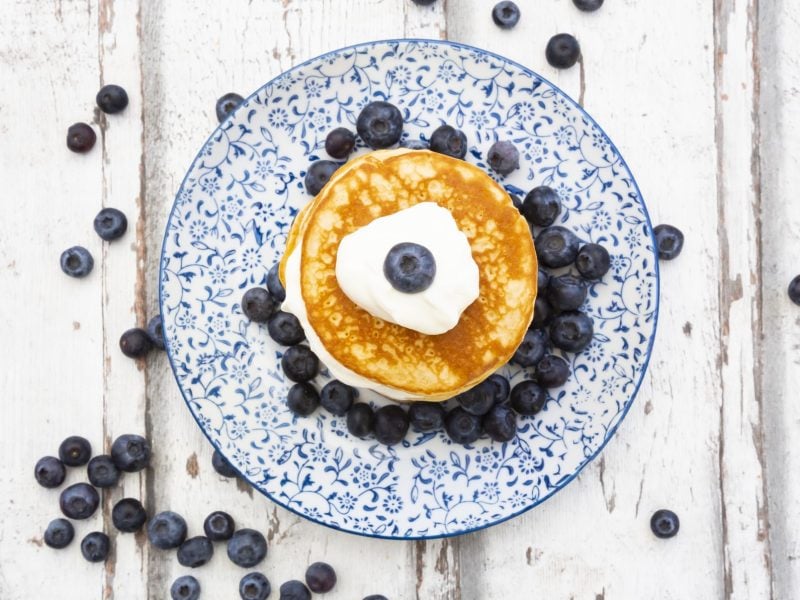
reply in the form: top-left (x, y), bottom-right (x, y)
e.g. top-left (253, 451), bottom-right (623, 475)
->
top-left (59, 435), bottom-right (92, 467)
top-left (320, 380), bottom-right (356, 416)
top-left (178, 536), bottom-right (215, 568)
top-left (240, 572), bottom-right (272, 600)
top-left (363, 596), bottom-right (389, 600)
top-left (212, 449), bottom-right (239, 478)
top-left (575, 243), bottom-right (610, 280)
top-left (547, 275), bottom-right (587, 311)
top-left (96, 84), bottom-right (129, 114)
top-left (227, 529), bottom-right (268, 568)
top-left (216, 92), bottom-right (244, 122)
top-left (59, 483), bottom-right (100, 519)
top-left (486, 374), bottom-right (510, 403)
top-left (408, 402), bottom-right (446, 432)
top-left (510, 193), bottom-right (523, 213)
top-left (147, 315), bottom-right (165, 350)
top-left (305, 160), bottom-right (340, 196)
top-left (60, 246), bottom-right (94, 278)
top-left (444, 407), bottom-right (482, 445)
top-left (535, 226), bottom-right (581, 268)
top-left (412, 0), bottom-right (437, 4)
top-left (372, 405), bottom-right (410, 445)
top-left (532, 297), bottom-right (554, 330)
top-left (546, 33), bottom-right (581, 69)
top-left (549, 311), bottom-right (594, 353)
top-left (510, 380), bottom-right (546, 415)
top-left (429, 125), bottom-right (467, 159)
top-left (486, 140), bottom-right (520, 175)
top-left (535, 355), bottom-right (570, 388)
top-left (511, 329), bottom-right (547, 367)
top-left (111, 434), bottom-right (151, 472)
top-left (112, 498), bottom-right (147, 533)
top-left (119, 328), bottom-right (153, 358)
top-left (383, 242), bottom-right (436, 293)
top-left (93, 207), bottom-right (128, 241)
top-left (650, 509), bottom-right (680, 539)
top-left (80, 531), bottom-right (110, 562)
top-left (171, 575), bottom-right (201, 600)
top-left (35, 456), bottom-right (66, 488)
top-left (66, 122), bottom-right (96, 153)
top-left (522, 186), bottom-right (561, 227)
top-left (147, 511), bottom-right (188, 549)
top-left (204, 510), bottom-right (235, 541)
top-left (305, 561), bottom-right (337, 593)
top-left (44, 518), bottom-right (75, 549)
top-left (347, 403), bottom-right (375, 438)
top-left (573, 0), bottom-right (603, 12)
top-left (356, 101), bottom-right (404, 149)
top-left (492, 1), bottom-right (521, 29)
top-left (483, 404), bottom-right (518, 442)
top-left (267, 262), bottom-right (286, 301)
top-left (287, 382), bottom-right (320, 417)
top-left (279, 580), bottom-right (311, 600)
top-left (789, 275), bottom-right (800, 305)
top-left (455, 381), bottom-right (495, 416)
top-left (325, 127), bottom-right (356, 159)
top-left (281, 345), bottom-right (320, 382)
top-left (242, 287), bottom-right (279, 323)
top-left (268, 311), bottom-right (305, 345)
top-left (87, 454), bottom-right (120, 488)
top-left (654, 224), bottom-right (684, 260)
top-left (537, 267), bottom-right (550, 295)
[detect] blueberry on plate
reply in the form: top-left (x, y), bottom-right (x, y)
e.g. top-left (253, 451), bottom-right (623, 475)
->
top-left (546, 33), bottom-right (581, 69)
top-left (550, 311), bottom-right (594, 353)
top-left (279, 580), bottom-right (311, 600)
top-left (171, 575), bottom-right (201, 600)
top-left (429, 124), bottom-right (467, 159)
top-left (44, 518), bottom-right (75, 549)
top-left (111, 433), bottom-right (151, 472)
top-left (119, 328), bottom-right (153, 358)
top-left (346, 403), bottom-right (375, 438)
top-left (35, 456), bottom-right (66, 488)
top-left (383, 242), bottom-right (436, 293)
top-left (66, 122), bottom-right (96, 153)
top-left (212, 449), bottom-right (239, 478)
top-left (216, 92), bottom-right (244, 122)
top-left (650, 509), bottom-right (680, 539)
top-left (96, 84), bottom-right (129, 114)
top-left (227, 529), bottom-right (268, 568)
top-left (486, 140), bottom-right (520, 175)
top-left (575, 243), bottom-right (610, 280)
top-left (409, 402), bottom-right (446, 432)
top-left (653, 224), bottom-right (684, 260)
top-left (305, 561), bottom-right (337, 593)
top-left (412, 0), bottom-right (437, 4)
top-left (534, 226), bottom-right (581, 268)
top-left (522, 186), bottom-right (561, 227)
top-left (305, 160), bottom-right (340, 196)
top-left (147, 511), bottom-right (188, 550)
top-left (267, 262), bottom-right (286, 301)
top-left (456, 380), bottom-right (495, 416)
top-left (537, 267), bottom-right (550, 295)
top-left (178, 536), bottom-right (214, 568)
top-left (87, 454), bottom-right (120, 488)
top-left (510, 380), bottom-right (547, 415)
top-left (511, 329), bottom-right (548, 367)
top-left (444, 407), bottom-right (482, 445)
top-left (242, 287), bottom-right (278, 323)
top-left (287, 382), bottom-right (320, 417)
top-left (532, 297), bottom-right (554, 330)
top-left (320, 380), bottom-right (357, 416)
top-left (510, 193), bottom-right (523, 213)
top-left (146, 315), bottom-right (165, 350)
top-left (486, 373), bottom-right (510, 404)
top-left (356, 101), bottom-right (404, 149)
top-left (204, 510), bottom-right (235, 541)
top-left (93, 207), bottom-right (128, 241)
top-left (268, 311), bottom-right (305, 345)
top-left (325, 127), bottom-right (356, 159)
top-left (112, 498), bottom-right (147, 533)
top-left (281, 345), bottom-right (320, 382)
top-left (547, 275), bottom-right (587, 311)
top-left (373, 405), bottom-right (410, 445)
top-left (492, 1), bottom-right (521, 29)
top-left (535, 355), bottom-right (570, 388)
top-left (483, 404), bottom-right (518, 442)
top-left (59, 483), bottom-right (100, 520)
top-left (240, 572), bottom-right (271, 600)
top-left (58, 435), bottom-right (92, 467)
top-left (573, 0), bottom-right (603, 12)
top-left (363, 596), bottom-right (390, 600)
top-left (80, 531), bottom-right (110, 563)
top-left (789, 275), bottom-right (800, 305)
top-left (60, 246), bottom-right (94, 278)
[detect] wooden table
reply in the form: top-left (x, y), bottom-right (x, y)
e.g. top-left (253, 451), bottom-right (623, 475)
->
top-left (2, 1), bottom-right (798, 598)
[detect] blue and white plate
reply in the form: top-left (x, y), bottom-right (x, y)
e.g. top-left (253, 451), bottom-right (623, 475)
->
top-left (160, 39), bottom-right (658, 539)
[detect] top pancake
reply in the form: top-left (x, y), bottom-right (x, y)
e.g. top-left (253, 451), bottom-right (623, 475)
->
top-left (291, 149), bottom-right (537, 399)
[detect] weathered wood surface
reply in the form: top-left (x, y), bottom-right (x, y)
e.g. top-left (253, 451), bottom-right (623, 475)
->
top-left (0, 1), bottom-right (798, 598)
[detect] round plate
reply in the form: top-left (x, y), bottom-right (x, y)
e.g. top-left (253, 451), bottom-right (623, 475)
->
top-left (160, 39), bottom-right (658, 539)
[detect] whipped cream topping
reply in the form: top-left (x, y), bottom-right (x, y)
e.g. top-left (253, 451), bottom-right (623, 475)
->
top-left (335, 202), bottom-right (479, 335)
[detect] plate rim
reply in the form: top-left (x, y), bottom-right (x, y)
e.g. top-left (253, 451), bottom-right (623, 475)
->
top-left (159, 37), bottom-right (661, 541)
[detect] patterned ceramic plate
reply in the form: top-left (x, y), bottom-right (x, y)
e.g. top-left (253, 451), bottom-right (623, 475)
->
top-left (160, 39), bottom-right (658, 539)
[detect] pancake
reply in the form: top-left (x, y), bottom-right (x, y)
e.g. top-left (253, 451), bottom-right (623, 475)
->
top-left (284, 149), bottom-right (537, 400)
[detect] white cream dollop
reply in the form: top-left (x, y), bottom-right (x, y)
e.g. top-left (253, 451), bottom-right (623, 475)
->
top-left (335, 202), bottom-right (479, 335)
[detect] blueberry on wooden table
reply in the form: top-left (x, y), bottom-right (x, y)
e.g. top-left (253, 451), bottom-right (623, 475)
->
top-left (429, 124), bottom-right (468, 159)
top-left (384, 242), bottom-right (437, 293)
top-left (146, 315), bottom-right (165, 350)
top-left (650, 509), bottom-right (680, 539)
top-left (93, 207), bottom-right (128, 241)
top-left (267, 262), bottom-right (286, 301)
top-left (510, 380), bottom-right (546, 416)
top-left (287, 382), bottom-right (320, 417)
top-left (789, 275), bottom-right (800, 305)
top-left (87, 454), bottom-right (120, 488)
top-left (59, 483), bottom-right (100, 519)
top-left (96, 84), bottom-right (129, 114)
top-left (486, 140), bottom-right (520, 175)
top-left (373, 405), bottom-right (410, 445)
top-left (492, 1), bottom-right (521, 29)
top-left (227, 529), bottom-right (268, 568)
top-left (111, 433), bottom-right (151, 472)
top-left (147, 511), bottom-right (188, 549)
top-left (34, 456), bottom-right (66, 488)
top-left (408, 401), bottom-right (446, 432)
top-left (60, 246), bottom-right (94, 278)
top-left (171, 575), bottom-right (201, 600)
top-left (486, 373), bottom-right (510, 404)
top-left (653, 224), bottom-right (684, 260)
top-left (178, 536), bottom-right (214, 568)
top-left (549, 311), bottom-right (594, 353)
top-left (305, 160), bottom-right (340, 196)
top-left (240, 572), bottom-right (271, 600)
top-left (58, 435), bottom-right (92, 467)
top-left (356, 101), bottom-right (404, 149)
top-left (573, 0), bottom-right (604, 11)
top-left (66, 122), bottom-right (96, 153)
top-left (535, 355), bottom-right (571, 388)
top-left (511, 329), bottom-right (547, 367)
top-left (546, 34), bottom-right (581, 69)
top-left (325, 127), bottom-right (356, 159)
top-left (204, 510), bottom-right (236, 541)
top-left (455, 380), bottom-right (495, 416)
top-left (444, 407), bottom-right (482, 445)
top-left (534, 226), bottom-right (581, 268)
top-left (112, 498), bottom-right (147, 533)
top-left (523, 185), bottom-right (561, 227)
top-left (43, 518), bottom-right (75, 549)
top-left (281, 345), bottom-right (320, 382)
top-left (305, 561), bottom-right (337, 593)
top-left (242, 287), bottom-right (279, 323)
top-left (347, 403), bottom-right (375, 438)
top-left (483, 404), bottom-right (518, 442)
top-left (80, 531), bottom-right (110, 562)
top-left (575, 243), bottom-right (610, 280)
top-left (216, 92), bottom-right (244, 122)
top-left (212, 448), bottom-right (239, 478)
top-left (279, 580), bottom-right (311, 600)
top-left (119, 327), bottom-right (153, 358)
top-left (320, 380), bottom-right (357, 416)
top-left (268, 311), bottom-right (305, 346)
top-left (547, 275), bottom-right (588, 311)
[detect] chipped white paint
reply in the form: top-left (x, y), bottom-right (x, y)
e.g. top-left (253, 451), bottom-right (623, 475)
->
top-left (0, 1), bottom-right (798, 599)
